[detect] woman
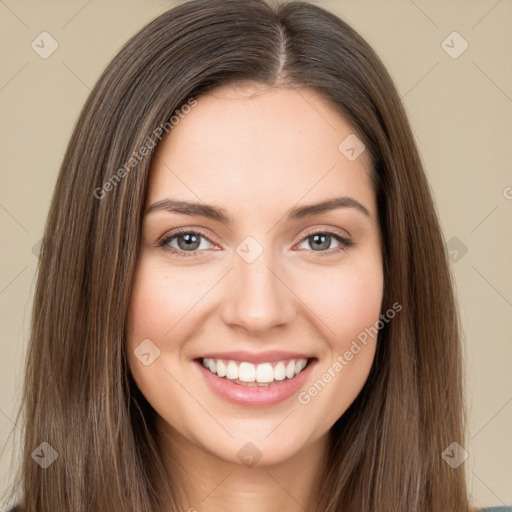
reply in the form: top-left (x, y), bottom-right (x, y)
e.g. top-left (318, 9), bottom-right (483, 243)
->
top-left (2, 0), bottom-right (509, 511)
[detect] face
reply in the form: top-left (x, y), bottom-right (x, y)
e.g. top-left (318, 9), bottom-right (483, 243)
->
top-left (126, 83), bottom-right (383, 467)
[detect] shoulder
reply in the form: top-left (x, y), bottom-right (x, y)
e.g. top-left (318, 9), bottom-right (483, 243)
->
top-left (477, 507), bottom-right (512, 512)
top-left (6, 504), bottom-right (512, 512)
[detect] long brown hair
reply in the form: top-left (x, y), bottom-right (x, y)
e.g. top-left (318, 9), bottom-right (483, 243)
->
top-left (2, 0), bottom-right (470, 510)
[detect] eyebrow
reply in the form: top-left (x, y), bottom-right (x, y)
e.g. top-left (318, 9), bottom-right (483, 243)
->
top-left (145, 196), bottom-right (370, 223)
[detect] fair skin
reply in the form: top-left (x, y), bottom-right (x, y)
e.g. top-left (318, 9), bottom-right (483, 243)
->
top-left (126, 83), bottom-right (384, 512)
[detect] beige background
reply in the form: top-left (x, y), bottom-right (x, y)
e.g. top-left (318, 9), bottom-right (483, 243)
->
top-left (1, 0), bottom-right (511, 508)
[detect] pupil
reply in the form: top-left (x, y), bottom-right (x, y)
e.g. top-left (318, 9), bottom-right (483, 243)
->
top-left (179, 233), bottom-right (200, 250)
top-left (312, 234), bottom-right (329, 251)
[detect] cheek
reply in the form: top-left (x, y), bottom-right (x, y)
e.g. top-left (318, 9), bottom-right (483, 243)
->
top-left (296, 257), bottom-right (384, 349)
top-left (126, 257), bottom-right (209, 347)
top-left (126, 260), bottom-right (178, 388)
top-left (126, 244), bottom-right (383, 411)
top-left (125, 259), bottom-right (193, 419)
top-left (292, 257), bottom-right (383, 422)
top-left (125, 255), bottom-right (222, 402)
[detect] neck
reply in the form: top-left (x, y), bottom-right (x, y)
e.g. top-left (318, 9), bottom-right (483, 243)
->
top-left (155, 416), bottom-right (330, 512)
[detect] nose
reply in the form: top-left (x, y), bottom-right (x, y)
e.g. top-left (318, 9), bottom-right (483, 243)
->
top-left (219, 246), bottom-right (296, 334)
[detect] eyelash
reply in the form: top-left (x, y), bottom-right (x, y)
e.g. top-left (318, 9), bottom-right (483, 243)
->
top-left (158, 227), bottom-right (354, 259)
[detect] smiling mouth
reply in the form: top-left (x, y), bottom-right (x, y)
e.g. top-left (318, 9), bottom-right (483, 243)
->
top-left (196, 357), bottom-right (317, 386)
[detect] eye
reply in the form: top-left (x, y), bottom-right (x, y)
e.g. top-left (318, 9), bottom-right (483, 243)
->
top-left (296, 229), bottom-right (354, 256)
top-left (159, 229), bottom-right (216, 258)
top-left (158, 227), bottom-right (354, 258)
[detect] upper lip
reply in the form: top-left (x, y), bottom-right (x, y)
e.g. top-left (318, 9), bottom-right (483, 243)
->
top-left (195, 351), bottom-right (316, 364)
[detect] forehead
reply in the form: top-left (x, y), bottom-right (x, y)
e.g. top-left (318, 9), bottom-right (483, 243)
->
top-left (146, 83), bottom-right (375, 219)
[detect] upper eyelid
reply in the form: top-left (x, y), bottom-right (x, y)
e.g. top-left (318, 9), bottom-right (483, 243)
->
top-left (300, 225), bottom-right (352, 242)
top-left (160, 228), bottom-right (216, 246)
top-left (160, 226), bottom-right (352, 248)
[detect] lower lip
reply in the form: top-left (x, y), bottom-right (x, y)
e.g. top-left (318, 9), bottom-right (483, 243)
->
top-left (194, 359), bottom-right (317, 407)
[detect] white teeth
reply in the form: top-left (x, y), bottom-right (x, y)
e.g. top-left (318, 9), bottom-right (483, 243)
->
top-left (226, 360), bottom-right (238, 380)
top-left (238, 362), bottom-right (256, 382)
top-left (256, 363), bottom-right (274, 383)
top-left (201, 357), bottom-right (310, 384)
top-left (285, 361), bottom-right (295, 379)
top-left (216, 360), bottom-right (226, 377)
top-left (273, 361), bottom-right (286, 381)
top-left (295, 359), bottom-right (307, 374)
